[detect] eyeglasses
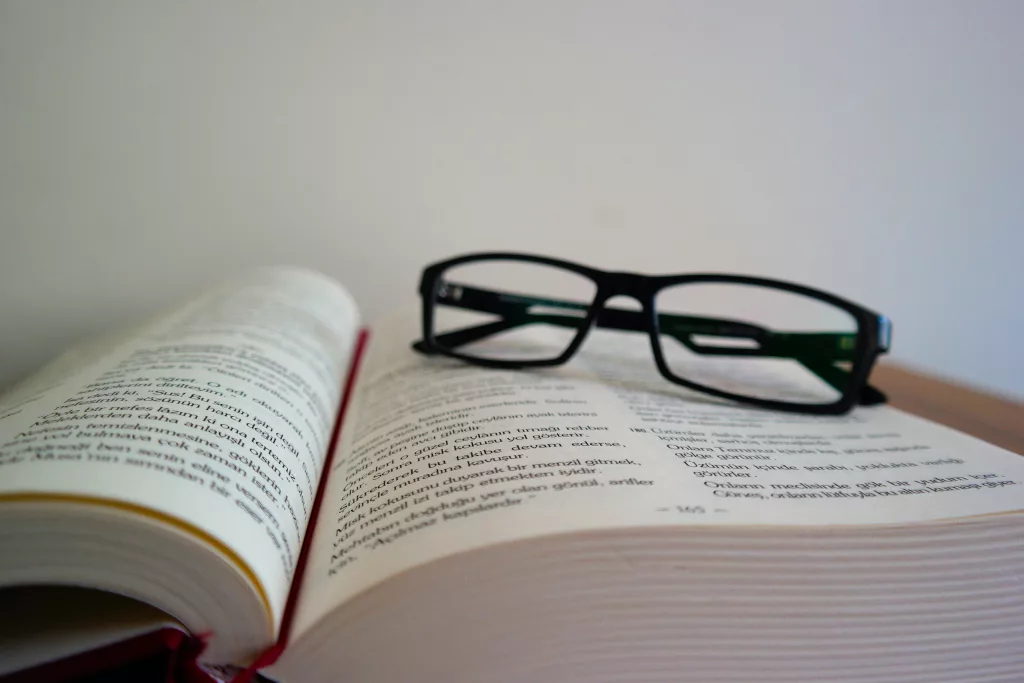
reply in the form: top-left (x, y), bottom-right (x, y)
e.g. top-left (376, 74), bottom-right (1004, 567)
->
top-left (413, 252), bottom-right (892, 415)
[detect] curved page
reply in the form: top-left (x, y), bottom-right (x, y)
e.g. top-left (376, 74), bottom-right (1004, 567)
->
top-left (0, 267), bottom-right (359, 629)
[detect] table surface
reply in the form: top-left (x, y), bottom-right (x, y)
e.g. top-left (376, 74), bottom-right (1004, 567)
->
top-left (872, 363), bottom-right (1023, 455)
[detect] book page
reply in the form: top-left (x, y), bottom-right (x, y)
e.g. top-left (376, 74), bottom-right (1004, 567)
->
top-left (0, 268), bottom-right (359, 627)
top-left (292, 311), bottom-right (1024, 637)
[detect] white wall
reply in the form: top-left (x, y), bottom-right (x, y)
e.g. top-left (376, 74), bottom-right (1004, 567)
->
top-left (1, 1), bottom-right (1022, 397)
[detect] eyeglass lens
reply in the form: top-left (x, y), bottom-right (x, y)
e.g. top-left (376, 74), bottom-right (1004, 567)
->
top-left (654, 282), bottom-right (859, 406)
top-left (430, 260), bottom-right (597, 363)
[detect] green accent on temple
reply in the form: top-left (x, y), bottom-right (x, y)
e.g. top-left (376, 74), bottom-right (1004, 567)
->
top-left (432, 282), bottom-right (858, 389)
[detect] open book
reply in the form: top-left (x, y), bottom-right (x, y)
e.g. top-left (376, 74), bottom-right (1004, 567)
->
top-left (2, 268), bottom-right (1023, 683)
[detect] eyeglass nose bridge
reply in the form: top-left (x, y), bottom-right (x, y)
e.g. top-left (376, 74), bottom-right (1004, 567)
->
top-left (596, 271), bottom-right (654, 304)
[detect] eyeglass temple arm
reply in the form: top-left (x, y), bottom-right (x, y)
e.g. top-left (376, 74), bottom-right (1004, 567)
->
top-left (414, 283), bottom-right (886, 405)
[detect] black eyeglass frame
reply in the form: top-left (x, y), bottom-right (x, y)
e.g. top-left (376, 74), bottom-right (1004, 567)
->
top-left (415, 252), bottom-right (892, 415)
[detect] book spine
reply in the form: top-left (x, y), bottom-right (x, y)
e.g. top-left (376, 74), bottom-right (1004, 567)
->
top-left (229, 328), bottom-right (371, 683)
